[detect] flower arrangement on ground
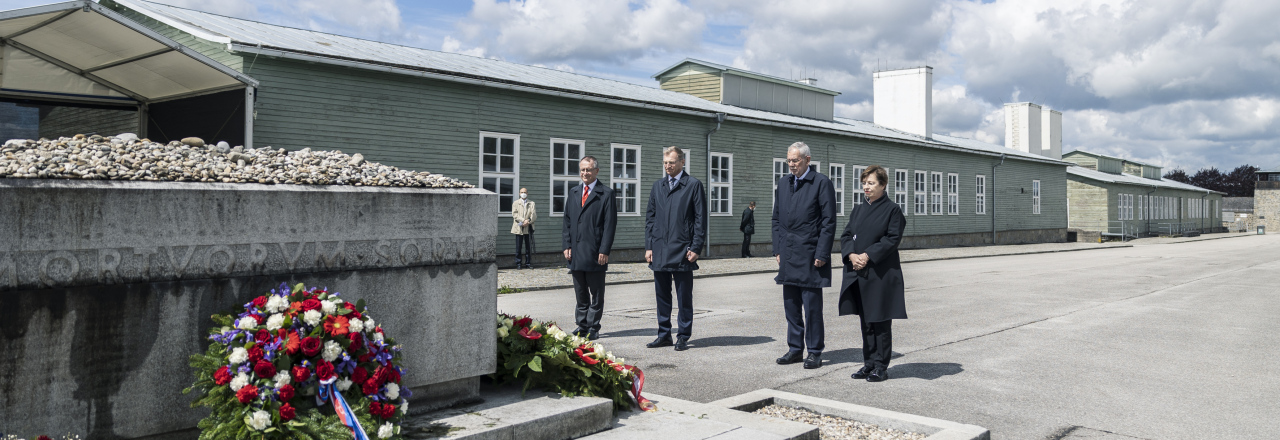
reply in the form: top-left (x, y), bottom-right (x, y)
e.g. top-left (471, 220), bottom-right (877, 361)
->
top-left (493, 313), bottom-right (654, 411)
top-left (185, 283), bottom-right (409, 439)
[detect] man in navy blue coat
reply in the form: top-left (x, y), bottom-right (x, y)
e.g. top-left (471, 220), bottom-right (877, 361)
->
top-left (562, 156), bottom-right (617, 340)
top-left (772, 142), bottom-right (837, 369)
top-left (644, 147), bottom-right (707, 351)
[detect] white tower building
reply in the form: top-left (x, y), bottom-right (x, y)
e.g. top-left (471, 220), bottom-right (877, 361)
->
top-left (1004, 102), bottom-right (1042, 156)
top-left (1042, 107), bottom-right (1062, 159)
top-left (873, 67), bottom-right (932, 139)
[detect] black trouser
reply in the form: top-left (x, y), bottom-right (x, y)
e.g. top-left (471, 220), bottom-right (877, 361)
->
top-left (571, 270), bottom-right (606, 332)
top-left (782, 285), bottom-right (824, 355)
top-left (654, 271), bottom-right (694, 340)
top-left (859, 314), bottom-right (893, 371)
top-left (514, 234), bottom-right (533, 265)
top-left (741, 233), bottom-right (753, 257)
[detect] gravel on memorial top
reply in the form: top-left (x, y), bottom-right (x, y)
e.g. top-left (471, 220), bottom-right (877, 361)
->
top-left (754, 405), bottom-right (926, 440)
top-left (1, 134), bottom-right (471, 188)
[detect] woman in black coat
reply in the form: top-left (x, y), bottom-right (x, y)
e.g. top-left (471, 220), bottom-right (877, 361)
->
top-left (838, 165), bottom-right (906, 382)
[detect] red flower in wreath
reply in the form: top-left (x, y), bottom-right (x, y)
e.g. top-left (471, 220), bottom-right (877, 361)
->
top-left (279, 402), bottom-right (296, 421)
top-left (352, 366), bottom-right (369, 385)
top-left (254, 360), bottom-right (277, 379)
top-left (574, 346), bottom-right (600, 365)
top-left (343, 302), bottom-right (362, 319)
top-left (374, 365), bottom-right (401, 384)
top-left (255, 329), bottom-right (272, 344)
top-left (248, 345), bottom-right (265, 364)
top-left (513, 317), bottom-right (532, 328)
top-left (36, 436), bottom-right (52, 440)
top-left (518, 326), bottom-right (542, 340)
top-left (284, 330), bottom-right (301, 355)
top-left (301, 336), bottom-right (322, 357)
top-left (236, 385), bottom-right (259, 404)
top-left (251, 296), bottom-right (268, 308)
top-left (253, 314), bottom-right (266, 325)
top-left (348, 332), bottom-right (364, 352)
top-left (316, 360), bottom-right (336, 381)
top-left (292, 365), bottom-right (311, 383)
top-left (362, 378), bottom-right (379, 395)
top-left (379, 403), bottom-right (397, 419)
top-left (301, 298), bottom-right (322, 312)
top-left (324, 315), bottom-right (350, 336)
top-left (277, 384), bottom-right (295, 401)
top-left (213, 365), bottom-right (233, 385)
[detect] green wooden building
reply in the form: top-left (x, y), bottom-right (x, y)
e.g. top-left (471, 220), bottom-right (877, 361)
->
top-left (1063, 151), bottom-right (1223, 238)
top-left (2, 0), bottom-right (1073, 265)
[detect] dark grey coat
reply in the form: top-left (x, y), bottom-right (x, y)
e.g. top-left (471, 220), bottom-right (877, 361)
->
top-left (772, 171), bottom-right (837, 288)
top-left (740, 207), bottom-right (755, 235)
top-left (562, 181), bottom-right (617, 272)
top-left (645, 173), bottom-right (707, 272)
top-left (837, 195), bottom-right (907, 322)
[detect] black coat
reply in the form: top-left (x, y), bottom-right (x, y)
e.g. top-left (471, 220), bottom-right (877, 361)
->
top-left (740, 207), bottom-right (755, 235)
top-left (562, 181), bottom-right (617, 272)
top-left (645, 174), bottom-right (707, 272)
top-left (837, 195), bottom-right (907, 322)
top-left (772, 171), bottom-right (837, 288)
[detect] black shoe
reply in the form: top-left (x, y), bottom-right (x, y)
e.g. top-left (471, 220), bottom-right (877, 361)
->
top-left (674, 337), bottom-right (689, 351)
top-left (587, 330), bottom-right (599, 341)
top-left (646, 337), bottom-right (673, 348)
top-left (851, 366), bottom-right (872, 380)
top-left (866, 369), bottom-right (888, 382)
top-left (573, 328), bottom-right (587, 337)
top-left (524, 264), bottom-right (533, 269)
top-left (514, 259), bottom-right (523, 267)
top-left (803, 353), bottom-right (822, 369)
top-left (776, 351), bottom-right (803, 365)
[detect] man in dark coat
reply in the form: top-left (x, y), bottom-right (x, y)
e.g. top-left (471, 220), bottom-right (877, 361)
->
top-left (839, 165), bottom-right (906, 382)
top-left (644, 147), bottom-right (707, 351)
top-left (772, 142), bottom-right (837, 369)
top-left (740, 201), bottom-right (756, 258)
top-left (562, 155), bottom-right (617, 341)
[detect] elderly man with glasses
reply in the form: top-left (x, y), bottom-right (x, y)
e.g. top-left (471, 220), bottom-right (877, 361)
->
top-left (562, 155), bottom-right (617, 340)
top-left (772, 142), bottom-right (837, 370)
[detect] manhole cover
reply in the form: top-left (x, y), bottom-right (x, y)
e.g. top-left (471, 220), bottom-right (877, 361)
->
top-left (604, 307), bottom-right (742, 319)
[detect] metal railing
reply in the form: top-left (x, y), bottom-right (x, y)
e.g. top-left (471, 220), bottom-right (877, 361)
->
top-left (1106, 221), bottom-right (1139, 241)
top-left (1156, 222), bottom-right (1202, 236)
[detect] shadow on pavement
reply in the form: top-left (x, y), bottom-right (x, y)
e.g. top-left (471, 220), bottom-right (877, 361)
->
top-left (886, 362), bottom-right (964, 380)
top-left (689, 335), bottom-right (775, 348)
top-left (600, 328), bottom-right (655, 338)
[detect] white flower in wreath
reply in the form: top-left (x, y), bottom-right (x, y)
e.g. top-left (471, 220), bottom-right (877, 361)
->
top-left (228, 347), bottom-right (248, 365)
top-left (378, 422), bottom-right (394, 439)
top-left (236, 316), bottom-right (257, 330)
top-left (322, 340), bottom-right (342, 362)
top-left (331, 297), bottom-right (344, 305)
top-left (273, 370), bottom-right (291, 388)
top-left (266, 313), bottom-right (284, 331)
top-left (246, 410), bottom-right (271, 431)
top-left (349, 317), bottom-right (365, 333)
top-left (365, 317), bottom-right (376, 330)
top-left (336, 378), bottom-right (353, 391)
top-left (385, 383), bottom-right (400, 400)
top-left (374, 332), bottom-right (385, 342)
top-left (502, 318), bottom-right (513, 328)
top-left (229, 372), bottom-right (249, 391)
top-left (303, 309), bottom-right (322, 327)
top-left (401, 399), bottom-right (409, 414)
top-left (265, 295), bottom-right (289, 313)
top-left (496, 327), bottom-right (508, 338)
top-left (321, 300), bottom-right (336, 315)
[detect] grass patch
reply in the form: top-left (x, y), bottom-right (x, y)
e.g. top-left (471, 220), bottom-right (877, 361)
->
top-left (498, 285), bottom-right (527, 294)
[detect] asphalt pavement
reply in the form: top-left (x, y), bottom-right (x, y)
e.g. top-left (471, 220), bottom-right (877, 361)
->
top-left (496, 233), bottom-right (1279, 439)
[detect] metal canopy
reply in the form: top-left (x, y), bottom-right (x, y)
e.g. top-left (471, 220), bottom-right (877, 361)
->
top-left (0, 1), bottom-right (257, 104)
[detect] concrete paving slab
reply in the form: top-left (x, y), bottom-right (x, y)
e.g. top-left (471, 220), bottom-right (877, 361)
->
top-left (401, 386), bottom-right (612, 439)
top-left (711, 389), bottom-right (987, 440)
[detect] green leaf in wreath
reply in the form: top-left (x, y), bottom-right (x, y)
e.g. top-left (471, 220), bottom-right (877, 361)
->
top-left (528, 355), bottom-right (543, 373)
top-left (337, 307), bottom-right (353, 315)
top-left (276, 354), bottom-right (293, 371)
top-left (293, 283), bottom-right (306, 293)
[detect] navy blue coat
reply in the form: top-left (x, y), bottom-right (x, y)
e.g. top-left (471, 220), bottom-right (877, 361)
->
top-left (562, 181), bottom-right (617, 272)
top-left (838, 195), bottom-right (907, 322)
top-left (772, 171), bottom-right (837, 288)
top-left (645, 173), bottom-right (707, 272)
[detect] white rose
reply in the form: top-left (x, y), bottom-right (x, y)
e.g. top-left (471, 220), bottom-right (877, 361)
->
top-left (322, 340), bottom-right (342, 362)
top-left (502, 318), bottom-right (513, 328)
top-left (303, 309), bottom-right (322, 326)
top-left (337, 378), bottom-right (353, 391)
top-left (236, 316), bottom-right (257, 330)
top-left (349, 317), bottom-right (364, 333)
top-left (265, 295), bottom-right (289, 313)
top-left (266, 313), bottom-right (284, 331)
top-left (385, 383), bottom-right (400, 399)
top-left (331, 297), bottom-right (345, 305)
top-left (496, 327), bottom-right (508, 338)
top-left (321, 300), bottom-right (336, 315)
top-left (378, 422), bottom-right (394, 439)
top-left (246, 410), bottom-right (271, 431)
top-left (228, 347), bottom-right (248, 365)
top-left (273, 370), bottom-right (291, 388)
top-left (229, 373), bottom-right (249, 391)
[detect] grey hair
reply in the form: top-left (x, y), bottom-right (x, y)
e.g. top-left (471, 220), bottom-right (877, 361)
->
top-left (662, 146), bottom-right (685, 161)
top-left (787, 142), bottom-right (811, 158)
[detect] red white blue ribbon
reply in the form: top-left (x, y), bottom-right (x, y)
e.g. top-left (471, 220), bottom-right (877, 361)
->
top-left (318, 377), bottom-right (370, 440)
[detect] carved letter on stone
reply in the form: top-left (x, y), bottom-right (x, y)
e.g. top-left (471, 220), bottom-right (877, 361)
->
top-left (281, 242), bottom-right (307, 271)
top-left (207, 245), bottom-right (236, 276)
top-left (165, 245), bottom-right (195, 277)
top-left (0, 252), bottom-right (15, 289)
top-left (400, 240), bottom-right (420, 265)
top-left (98, 249), bottom-right (122, 284)
top-left (250, 243), bottom-right (269, 273)
top-left (375, 240), bottom-right (394, 267)
top-left (133, 247), bottom-right (159, 279)
top-left (315, 241), bottom-right (345, 270)
top-left (39, 251), bottom-right (80, 287)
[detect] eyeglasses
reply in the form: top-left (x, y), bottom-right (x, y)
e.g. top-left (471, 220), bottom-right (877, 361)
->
top-left (786, 159), bottom-right (806, 164)
top-left (662, 161), bottom-right (682, 165)
top-left (580, 167), bottom-right (598, 172)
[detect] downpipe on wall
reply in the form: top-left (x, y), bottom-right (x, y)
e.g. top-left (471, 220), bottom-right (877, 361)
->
top-left (705, 112), bottom-right (724, 257)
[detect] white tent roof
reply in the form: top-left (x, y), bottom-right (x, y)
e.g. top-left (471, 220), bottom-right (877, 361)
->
top-left (0, 1), bottom-right (256, 104)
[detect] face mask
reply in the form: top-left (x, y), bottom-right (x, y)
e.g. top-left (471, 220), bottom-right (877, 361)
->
top-left (520, 193), bottom-right (527, 199)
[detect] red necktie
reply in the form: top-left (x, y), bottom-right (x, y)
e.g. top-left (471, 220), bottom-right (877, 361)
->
top-left (581, 185), bottom-right (589, 207)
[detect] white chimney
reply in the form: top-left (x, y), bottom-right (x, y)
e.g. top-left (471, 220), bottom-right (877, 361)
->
top-left (1042, 107), bottom-right (1062, 160)
top-left (798, 78), bottom-right (818, 86)
top-left (873, 67), bottom-right (932, 139)
top-left (1004, 102), bottom-right (1042, 155)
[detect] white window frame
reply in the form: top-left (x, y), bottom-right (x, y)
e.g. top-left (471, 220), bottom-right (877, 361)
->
top-left (914, 170), bottom-right (928, 215)
top-left (1138, 195), bottom-right (1145, 220)
top-left (682, 148), bottom-right (691, 174)
top-left (1032, 180), bottom-right (1041, 215)
top-left (548, 138), bottom-right (585, 217)
top-left (829, 163), bottom-right (845, 216)
top-left (610, 143), bottom-right (641, 216)
top-left (930, 172), bottom-right (944, 215)
top-left (479, 131), bottom-right (519, 214)
top-left (895, 169), bottom-right (909, 215)
top-left (851, 165), bottom-right (867, 206)
top-left (773, 158), bottom-right (789, 208)
top-left (947, 173), bottom-right (959, 215)
top-left (809, 161), bottom-right (821, 176)
top-left (975, 175), bottom-right (986, 215)
top-left (710, 152), bottom-right (733, 216)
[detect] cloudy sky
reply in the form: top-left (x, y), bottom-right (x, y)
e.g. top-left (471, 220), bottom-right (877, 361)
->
top-left (5, 0), bottom-right (1277, 172)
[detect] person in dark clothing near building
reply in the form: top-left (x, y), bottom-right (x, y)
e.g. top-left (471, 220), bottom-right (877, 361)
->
top-left (644, 146), bottom-right (707, 351)
top-left (772, 142), bottom-right (837, 370)
top-left (562, 156), bottom-right (617, 341)
top-left (740, 201), bottom-right (756, 258)
top-left (839, 165), bottom-right (906, 383)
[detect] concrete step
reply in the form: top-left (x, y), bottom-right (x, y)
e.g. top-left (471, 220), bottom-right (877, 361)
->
top-left (400, 386), bottom-right (613, 439)
top-left (582, 393), bottom-right (818, 440)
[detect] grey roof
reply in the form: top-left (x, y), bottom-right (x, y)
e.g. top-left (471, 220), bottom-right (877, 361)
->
top-left (652, 58), bottom-right (841, 96)
top-left (113, 0), bottom-right (1065, 166)
top-left (1064, 150), bottom-right (1160, 168)
top-left (1222, 197), bottom-right (1254, 211)
top-left (1067, 165), bottom-right (1223, 194)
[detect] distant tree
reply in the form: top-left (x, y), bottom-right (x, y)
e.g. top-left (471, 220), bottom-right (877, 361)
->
top-left (1163, 169), bottom-right (1191, 184)
top-left (1224, 164), bottom-right (1260, 197)
top-left (1190, 167), bottom-right (1225, 193)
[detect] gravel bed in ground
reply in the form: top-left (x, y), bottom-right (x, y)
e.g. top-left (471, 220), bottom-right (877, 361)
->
top-left (753, 404), bottom-right (927, 440)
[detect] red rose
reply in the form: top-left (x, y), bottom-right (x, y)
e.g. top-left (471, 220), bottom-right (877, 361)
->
top-left (255, 329), bottom-right (272, 344)
top-left (514, 317), bottom-right (532, 328)
top-left (343, 302), bottom-right (362, 319)
top-left (279, 402), bottom-right (296, 421)
top-left (348, 332), bottom-right (364, 352)
top-left (352, 366), bottom-right (369, 384)
top-left (254, 360), bottom-right (277, 379)
top-left (253, 314), bottom-right (266, 325)
top-left (362, 378), bottom-right (379, 395)
top-left (236, 385), bottom-right (259, 404)
top-left (379, 403), bottom-right (397, 419)
top-left (374, 365), bottom-right (401, 385)
top-left (214, 366), bottom-right (233, 385)
top-left (301, 298), bottom-right (322, 312)
top-left (248, 345), bottom-right (264, 364)
top-left (358, 351), bottom-right (375, 363)
top-left (292, 365), bottom-right (311, 383)
top-left (518, 326), bottom-right (542, 340)
top-left (277, 384), bottom-right (295, 401)
top-left (369, 402), bottom-right (384, 417)
top-left (301, 337), bottom-right (322, 357)
top-left (252, 296), bottom-right (268, 308)
top-left (316, 360), bottom-right (336, 381)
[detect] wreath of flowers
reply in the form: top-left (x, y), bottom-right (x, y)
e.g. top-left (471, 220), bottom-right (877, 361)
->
top-left (493, 313), bottom-right (653, 411)
top-left (185, 283), bottom-right (408, 439)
